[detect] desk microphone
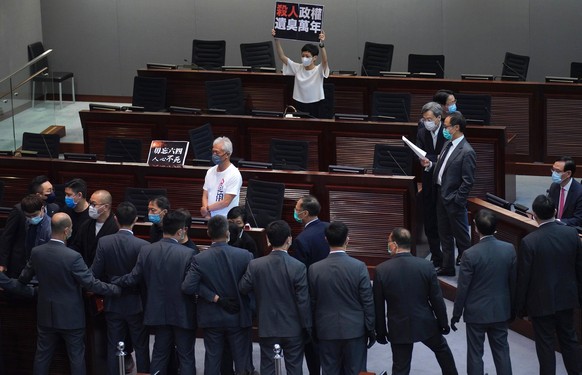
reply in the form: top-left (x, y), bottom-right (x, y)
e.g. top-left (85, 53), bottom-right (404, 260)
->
top-left (358, 56), bottom-right (369, 77)
top-left (436, 60), bottom-right (445, 78)
top-left (41, 134), bottom-right (54, 159)
top-left (399, 99), bottom-right (410, 122)
top-left (114, 139), bottom-right (138, 164)
top-left (245, 201), bottom-right (260, 228)
top-left (387, 149), bottom-right (408, 176)
top-left (502, 62), bottom-right (525, 81)
top-left (283, 105), bottom-right (297, 117)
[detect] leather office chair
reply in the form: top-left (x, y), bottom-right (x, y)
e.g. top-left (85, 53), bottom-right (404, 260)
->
top-left (245, 179), bottom-right (285, 228)
top-left (319, 83), bottom-right (335, 119)
top-left (570, 62), bottom-right (582, 80)
top-left (27, 41), bottom-right (75, 108)
top-left (192, 39), bottom-right (226, 70)
top-left (240, 41), bottom-right (276, 69)
top-left (270, 138), bottom-right (309, 171)
top-left (21, 132), bottom-right (60, 159)
top-left (124, 187), bottom-right (167, 218)
top-left (372, 144), bottom-right (413, 176)
top-left (188, 123), bottom-right (215, 163)
top-left (132, 76), bottom-right (167, 112)
top-left (455, 93), bottom-right (492, 125)
top-left (205, 78), bottom-right (246, 115)
top-left (361, 42), bottom-right (394, 76)
top-left (105, 137), bottom-right (142, 162)
top-left (371, 92), bottom-right (412, 122)
top-left (408, 54), bottom-right (445, 78)
top-left (501, 52), bottom-right (529, 81)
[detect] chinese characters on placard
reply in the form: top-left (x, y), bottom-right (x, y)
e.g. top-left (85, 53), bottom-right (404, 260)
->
top-left (147, 140), bottom-right (190, 167)
top-left (274, 2), bottom-right (324, 42)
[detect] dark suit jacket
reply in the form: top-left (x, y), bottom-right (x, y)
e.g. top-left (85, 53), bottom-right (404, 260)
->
top-left (0, 272), bottom-right (35, 297)
top-left (19, 239), bottom-right (120, 330)
top-left (453, 236), bottom-right (517, 323)
top-left (516, 221), bottom-right (582, 317)
top-left (292, 219), bottom-right (330, 268)
top-left (239, 250), bottom-right (311, 338)
top-left (549, 179), bottom-right (582, 227)
top-left (308, 251), bottom-right (374, 340)
top-left (62, 206), bottom-right (91, 244)
top-left (115, 238), bottom-right (197, 329)
top-left (0, 204), bottom-right (52, 278)
top-left (373, 252), bottom-right (448, 344)
top-left (91, 229), bottom-right (150, 315)
top-left (182, 242), bottom-right (253, 329)
top-left (432, 137), bottom-right (476, 208)
top-left (70, 212), bottom-right (119, 266)
top-left (417, 123), bottom-right (446, 189)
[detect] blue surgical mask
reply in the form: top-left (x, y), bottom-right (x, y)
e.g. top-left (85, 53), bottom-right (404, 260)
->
top-left (65, 196), bottom-right (77, 208)
top-left (212, 154), bottom-right (222, 165)
top-left (552, 171), bottom-right (563, 184)
top-left (443, 127), bottom-right (453, 141)
top-left (293, 210), bottom-right (303, 223)
top-left (448, 103), bottom-right (457, 113)
top-left (28, 214), bottom-right (43, 225)
top-left (148, 213), bottom-right (161, 224)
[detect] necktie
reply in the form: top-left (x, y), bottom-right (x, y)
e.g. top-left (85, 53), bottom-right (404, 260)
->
top-left (434, 141), bottom-right (453, 185)
top-left (558, 187), bottom-right (566, 219)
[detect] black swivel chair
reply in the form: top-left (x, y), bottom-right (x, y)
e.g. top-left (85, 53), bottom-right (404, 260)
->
top-left (372, 144), bottom-right (413, 176)
top-left (21, 132), bottom-right (60, 158)
top-left (371, 92), bottom-right (411, 122)
top-left (124, 187), bottom-right (167, 218)
top-left (27, 41), bottom-right (75, 108)
top-left (270, 139), bottom-right (309, 171)
top-left (501, 52), bottom-right (530, 81)
top-left (105, 137), bottom-right (142, 162)
top-left (319, 83), bottom-right (335, 119)
top-left (188, 123), bottom-right (215, 163)
top-left (132, 76), bottom-right (167, 112)
top-left (205, 78), bottom-right (245, 115)
top-left (240, 41), bottom-right (276, 69)
top-left (192, 39), bottom-right (226, 70)
top-left (570, 62), bottom-right (582, 80)
top-left (455, 93), bottom-right (492, 125)
top-left (361, 42), bottom-right (394, 76)
top-left (408, 54), bottom-right (445, 78)
top-left (245, 179), bottom-right (285, 228)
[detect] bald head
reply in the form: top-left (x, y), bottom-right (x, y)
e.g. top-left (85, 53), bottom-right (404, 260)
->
top-left (91, 190), bottom-right (112, 205)
top-left (51, 212), bottom-right (72, 240)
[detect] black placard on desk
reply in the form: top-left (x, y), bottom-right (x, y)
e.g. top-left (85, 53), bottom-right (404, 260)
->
top-left (273, 2), bottom-right (324, 42)
top-left (147, 140), bottom-right (189, 167)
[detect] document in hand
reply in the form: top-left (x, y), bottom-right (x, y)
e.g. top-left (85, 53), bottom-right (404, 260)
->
top-left (402, 136), bottom-right (427, 158)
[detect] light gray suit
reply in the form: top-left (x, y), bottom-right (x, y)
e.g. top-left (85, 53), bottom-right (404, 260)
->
top-left (453, 236), bottom-right (516, 375)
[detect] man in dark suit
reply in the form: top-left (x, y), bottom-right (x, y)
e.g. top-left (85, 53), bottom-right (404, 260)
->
top-left (516, 194), bottom-right (582, 374)
top-left (451, 209), bottom-right (516, 375)
top-left (309, 221), bottom-right (375, 375)
top-left (374, 227), bottom-right (457, 375)
top-left (416, 101), bottom-right (447, 267)
top-left (239, 220), bottom-right (311, 375)
top-left (113, 210), bottom-right (197, 375)
top-left (292, 195), bottom-right (329, 375)
top-left (420, 111), bottom-right (476, 276)
top-left (91, 202), bottom-right (151, 375)
top-left (182, 215), bottom-right (253, 375)
top-left (70, 189), bottom-right (119, 266)
top-left (18, 212), bottom-right (121, 375)
top-left (548, 156), bottom-right (582, 227)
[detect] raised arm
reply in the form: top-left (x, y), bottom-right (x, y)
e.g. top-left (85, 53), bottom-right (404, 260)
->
top-left (318, 31), bottom-right (327, 70)
top-left (272, 29), bottom-right (289, 65)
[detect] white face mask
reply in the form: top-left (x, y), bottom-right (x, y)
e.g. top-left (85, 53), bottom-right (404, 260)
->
top-left (88, 205), bottom-right (100, 219)
top-left (423, 120), bottom-right (438, 132)
top-left (301, 57), bottom-right (313, 67)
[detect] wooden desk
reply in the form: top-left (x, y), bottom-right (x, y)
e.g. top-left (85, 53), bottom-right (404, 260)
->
top-left (138, 68), bottom-right (582, 165)
top-left (79, 110), bottom-right (508, 199)
top-left (0, 156), bottom-right (416, 267)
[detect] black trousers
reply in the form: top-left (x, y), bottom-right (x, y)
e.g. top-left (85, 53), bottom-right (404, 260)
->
top-left (203, 327), bottom-right (251, 375)
top-left (532, 309), bottom-right (582, 375)
top-left (34, 325), bottom-right (85, 375)
top-left (421, 179), bottom-right (442, 264)
top-left (435, 188), bottom-right (470, 271)
top-left (259, 335), bottom-right (304, 375)
top-left (466, 321), bottom-right (512, 375)
top-left (319, 335), bottom-right (366, 375)
top-left (105, 311), bottom-right (150, 375)
top-left (390, 332), bottom-right (458, 375)
top-left (150, 325), bottom-right (196, 375)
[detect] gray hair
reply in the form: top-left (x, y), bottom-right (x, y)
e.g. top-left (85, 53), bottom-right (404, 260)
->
top-left (421, 102), bottom-right (443, 118)
top-left (213, 136), bottom-right (233, 155)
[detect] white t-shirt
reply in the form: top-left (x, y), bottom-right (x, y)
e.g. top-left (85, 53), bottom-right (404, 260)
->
top-left (203, 164), bottom-right (243, 217)
top-left (283, 59), bottom-right (330, 103)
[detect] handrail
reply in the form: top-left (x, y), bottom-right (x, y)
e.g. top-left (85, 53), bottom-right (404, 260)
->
top-left (0, 49), bottom-right (52, 86)
top-left (0, 67), bottom-right (48, 100)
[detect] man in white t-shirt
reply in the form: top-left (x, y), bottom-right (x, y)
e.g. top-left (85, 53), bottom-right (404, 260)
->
top-left (200, 137), bottom-right (243, 218)
top-left (272, 29), bottom-right (330, 118)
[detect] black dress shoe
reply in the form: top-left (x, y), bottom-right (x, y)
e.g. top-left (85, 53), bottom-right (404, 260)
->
top-left (436, 267), bottom-right (455, 277)
top-left (456, 256), bottom-right (462, 266)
